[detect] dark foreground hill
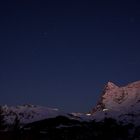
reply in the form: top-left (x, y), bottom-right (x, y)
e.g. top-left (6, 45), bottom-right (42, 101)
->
top-left (0, 116), bottom-right (139, 140)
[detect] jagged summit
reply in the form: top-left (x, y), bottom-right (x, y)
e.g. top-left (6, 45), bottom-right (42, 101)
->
top-left (105, 81), bottom-right (118, 90)
top-left (92, 80), bottom-right (140, 124)
top-left (93, 80), bottom-right (140, 110)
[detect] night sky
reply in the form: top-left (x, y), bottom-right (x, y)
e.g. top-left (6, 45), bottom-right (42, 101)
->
top-left (0, 0), bottom-right (140, 112)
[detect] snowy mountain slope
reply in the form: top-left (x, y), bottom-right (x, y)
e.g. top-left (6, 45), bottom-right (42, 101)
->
top-left (92, 81), bottom-right (140, 124)
top-left (0, 104), bottom-right (91, 125)
top-left (1, 104), bottom-right (65, 124)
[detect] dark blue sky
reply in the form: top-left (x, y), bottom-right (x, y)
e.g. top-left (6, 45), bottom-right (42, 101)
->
top-left (0, 0), bottom-right (140, 112)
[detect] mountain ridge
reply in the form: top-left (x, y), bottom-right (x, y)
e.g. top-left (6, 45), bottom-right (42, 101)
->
top-left (1, 80), bottom-right (140, 125)
top-left (92, 80), bottom-right (140, 125)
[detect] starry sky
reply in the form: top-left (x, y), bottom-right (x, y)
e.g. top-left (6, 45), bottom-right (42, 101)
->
top-left (0, 0), bottom-right (140, 112)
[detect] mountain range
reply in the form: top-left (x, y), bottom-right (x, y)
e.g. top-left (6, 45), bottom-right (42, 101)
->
top-left (1, 80), bottom-right (140, 126)
top-left (1, 81), bottom-right (140, 140)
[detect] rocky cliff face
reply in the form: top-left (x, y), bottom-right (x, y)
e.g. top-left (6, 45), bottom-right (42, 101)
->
top-left (92, 81), bottom-right (140, 124)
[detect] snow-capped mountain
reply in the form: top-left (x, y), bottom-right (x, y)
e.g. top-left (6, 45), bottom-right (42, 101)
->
top-left (0, 104), bottom-right (90, 125)
top-left (1, 80), bottom-right (140, 126)
top-left (1, 81), bottom-right (140, 140)
top-left (92, 81), bottom-right (140, 124)
top-left (1, 104), bottom-right (64, 124)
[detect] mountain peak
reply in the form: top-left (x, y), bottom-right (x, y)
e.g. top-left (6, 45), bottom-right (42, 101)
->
top-left (92, 80), bottom-right (140, 124)
top-left (105, 81), bottom-right (118, 90)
